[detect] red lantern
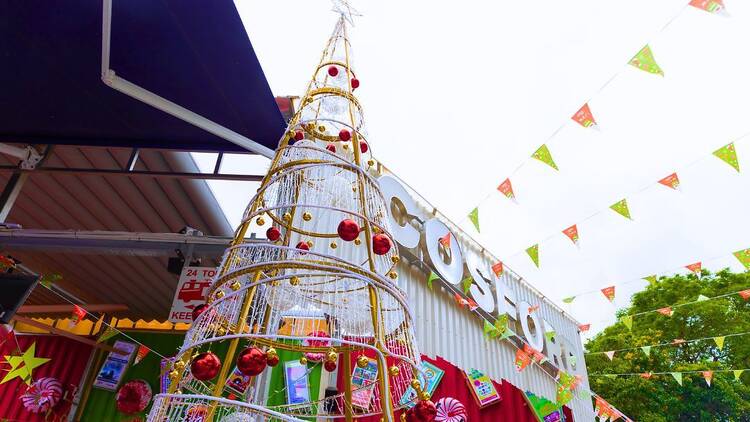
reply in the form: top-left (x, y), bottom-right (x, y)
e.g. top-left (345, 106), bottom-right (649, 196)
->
top-left (190, 352), bottom-right (221, 381)
top-left (414, 400), bottom-right (437, 422)
top-left (351, 78), bottom-right (360, 89)
top-left (328, 66), bottom-right (339, 77)
top-left (359, 141), bottom-right (368, 153)
top-left (294, 130), bottom-right (304, 141)
top-left (191, 304), bottom-right (208, 321)
top-left (266, 354), bottom-right (280, 367)
top-left (237, 347), bottom-right (267, 376)
top-left (266, 226), bottom-right (281, 242)
top-left (296, 241), bottom-right (310, 251)
top-left (326, 144), bottom-right (337, 153)
top-left (372, 233), bottom-right (392, 255)
top-left (338, 129), bottom-right (351, 141)
top-left (324, 360), bottom-right (337, 372)
top-left (337, 219), bottom-right (360, 241)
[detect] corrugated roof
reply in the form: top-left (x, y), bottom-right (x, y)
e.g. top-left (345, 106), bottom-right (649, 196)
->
top-left (0, 145), bottom-right (234, 319)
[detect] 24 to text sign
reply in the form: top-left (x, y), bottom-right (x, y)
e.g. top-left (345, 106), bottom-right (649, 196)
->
top-left (168, 266), bottom-right (216, 323)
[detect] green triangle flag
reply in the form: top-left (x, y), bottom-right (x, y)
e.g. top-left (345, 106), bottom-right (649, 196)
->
top-left (39, 273), bottom-right (62, 289)
top-left (545, 331), bottom-right (556, 342)
top-left (427, 271), bottom-right (440, 290)
top-left (610, 199), bottom-right (632, 220)
top-left (495, 315), bottom-right (510, 339)
top-left (641, 346), bottom-right (651, 357)
top-left (562, 296), bottom-right (576, 304)
top-left (734, 370), bottom-right (744, 381)
top-left (733, 248), bottom-right (750, 270)
top-left (620, 315), bottom-right (633, 330)
top-left (671, 372), bottom-right (683, 386)
top-left (713, 142), bottom-right (740, 172)
top-left (531, 144), bottom-right (559, 171)
top-left (629, 45), bottom-right (664, 76)
top-left (643, 275), bottom-right (658, 286)
top-left (696, 294), bottom-right (710, 302)
top-left (462, 277), bottom-right (473, 295)
top-left (97, 325), bottom-right (119, 344)
top-left (714, 336), bottom-right (725, 350)
top-left (526, 244), bottom-right (540, 268)
top-left (468, 207), bottom-right (480, 232)
top-left (483, 320), bottom-right (495, 340)
top-left (605, 374), bottom-right (617, 379)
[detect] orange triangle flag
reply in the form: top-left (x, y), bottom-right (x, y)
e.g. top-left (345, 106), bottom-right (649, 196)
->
top-left (492, 262), bottom-right (503, 277)
top-left (438, 232), bottom-right (451, 248)
top-left (686, 262), bottom-right (702, 275)
top-left (658, 173), bottom-right (680, 190)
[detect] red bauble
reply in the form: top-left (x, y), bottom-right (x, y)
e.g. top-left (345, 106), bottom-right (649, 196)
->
top-left (115, 379), bottom-right (152, 415)
top-left (372, 233), bottom-right (392, 255)
top-left (337, 219), bottom-right (360, 242)
top-left (414, 400), bottom-right (437, 422)
top-left (266, 226), bottom-right (281, 242)
top-left (191, 304), bottom-right (208, 321)
top-left (266, 354), bottom-right (280, 367)
top-left (191, 352), bottom-right (221, 381)
top-left (294, 130), bottom-right (304, 141)
top-left (351, 78), bottom-right (360, 89)
top-left (338, 129), bottom-right (351, 141)
top-left (405, 407), bottom-right (419, 422)
top-left (359, 141), bottom-right (369, 154)
top-left (296, 241), bottom-right (310, 251)
top-left (236, 347), bottom-right (267, 376)
top-left (324, 360), bottom-right (337, 372)
top-left (328, 66), bottom-right (339, 77)
top-left (326, 144), bottom-right (337, 153)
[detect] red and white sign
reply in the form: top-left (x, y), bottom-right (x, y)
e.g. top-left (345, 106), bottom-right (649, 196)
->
top-left (168, 266), bottom-right (216, 323)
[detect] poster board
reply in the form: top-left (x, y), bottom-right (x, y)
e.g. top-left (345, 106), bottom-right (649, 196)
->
top-left (93, 340), bottom-right (137, 391)
top-left (399, 360), bottom-right (444, 408)
top-left (463, 368), bottom-right (501, 408)
top-left (351, 357), bottom-right (378, 410)
top-left (227, 365), bottom-right (254, 397)
top-left (284, 360), bottom-right (311, 405)
top-left (168, 266), bottom-right (216, 323)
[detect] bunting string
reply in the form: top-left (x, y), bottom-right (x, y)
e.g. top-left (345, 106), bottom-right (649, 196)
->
top-left (463, 3), bottom-right (693, 228)
top-left (591, 367), bottom-right (747, 378)
top-left (587, 330), bottom-right (750, 358)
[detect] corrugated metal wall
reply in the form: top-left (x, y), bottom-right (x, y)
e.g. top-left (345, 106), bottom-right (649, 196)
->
top-left (397, 251), bottom-right (595, 421)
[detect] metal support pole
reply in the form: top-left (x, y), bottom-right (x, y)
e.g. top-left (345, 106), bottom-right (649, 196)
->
top-left (0, 171), bottom-right (29, 222)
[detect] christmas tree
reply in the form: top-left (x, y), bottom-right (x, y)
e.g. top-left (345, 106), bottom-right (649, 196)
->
top-left (148, 8), bottom-right (433, 422)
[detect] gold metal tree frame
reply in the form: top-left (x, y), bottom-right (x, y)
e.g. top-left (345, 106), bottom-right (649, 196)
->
top-left (147, 14), bottom-right (428, 422)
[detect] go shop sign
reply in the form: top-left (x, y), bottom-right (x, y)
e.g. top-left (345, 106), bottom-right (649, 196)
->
top-left (379, 175), bottom-right (584, 376)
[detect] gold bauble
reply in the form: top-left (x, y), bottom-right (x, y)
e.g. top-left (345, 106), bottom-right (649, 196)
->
top-left (420, 391), bottom-right (431, 401)
top-left (174, 361), bottom-right (186, 371)
top-left (215, 290), bottom-right (225, 299)
top-left (318, 125), bottom-right (326, 132)
top-left (354, 238), bottom-right (361, 245)
top-left (326, 350), bottom-right (338, 363)
top-left (230, 281), bottom-right (241, 291)
top-left (282, 212), bottom-right (292, 222)
top-left (342, 143), bottom-right (349, 150)
top-left (270, 280), bottom-right (280, 287)
top-left (267, 347), bottom-right (277, 357)
top-left (330, 241), bottom-right (338, 249)
top-left (357, 355), bottom-right (369, 368)
top-left (410, 379), bottom-right (421, 390)
top-left (256, 216), bottom-right (265, 226)
top-left (306, 240), bottom-right (314, 248)
top-left (389, 365), bottom-right (400, 376)
top-left (290, 276), bottom-right (300, 286)
top-left (391, 255), bottom-right (400, 264)
top-left (367, 159), bottom-right (375, 167)
top-left (306, 122), bottom-right (315, 130)
top-left (169, 370), bottom-right (179, 380)
top-left (302, 212), bottom-right (312, 221)
top-left (300, 356), bottom-right (308, 365)
top-left (217, 327), bottom-right (227, 336)
top-left (388, 271), bottom-right (398, 280)
top-left (400, 414), bottom-right (407, 422)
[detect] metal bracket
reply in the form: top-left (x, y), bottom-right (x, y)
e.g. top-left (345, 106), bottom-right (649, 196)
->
top-left (0, 143), bottom-right (43, 169)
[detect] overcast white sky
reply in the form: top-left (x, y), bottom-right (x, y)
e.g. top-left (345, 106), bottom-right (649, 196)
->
top-left (194, 0), bottom-right (750, 337)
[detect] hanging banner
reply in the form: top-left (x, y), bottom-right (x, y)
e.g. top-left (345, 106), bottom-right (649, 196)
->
top-left (497, 178), bottom-right (516, 202)
top-left (713, 142), bottom-right (740, 172)
top-left (134, 344), bottom-right (150, 365)
top-left (514, 348), bottom-right (532, 372)
top-left (70, 305), bottom-right (86, 326)
top-left (169, 266), bottom-right (217, 323)
top-left (609, 199), bottom-right (632, 220)
top-left (643, 275), bottom-right (658, 286)
top-left (562, 224), bottom-right (579, 246)
top-left (620, 315), bottom-right (633, 330)
top-left (578, 324), bottom-right (590, 332)
top-left (604, 351), bottom-right (615, 361)
top-left (657, 307), bottom-right (674, 317)
top-left (733, 248), bottom-right (750, 270)
top-left (97, 326), bottom-right (119, 344)
top-left (531, 144), bottom-right (559, 171)
top-left (526, 244), bottom-right (540, 268)
top-left (641, 346), bottom-right (651, 357)
top-left (714, 336), bottom-right (725, 350)
top-left (686, 262), bottom-right (702, 274)
top-left (702, 371), bottom-right (713, 386)
top-left (601, 286), bottom-right (616, 302)
top-left (468, 207), bottom-right (480, 233)
top-left (658, 172), bottom-right (681, 190)
top-left (671, 372), bottom-right (683, 386)
top-left (739, 289), bottom-right (750, 300)
top-left (571, 103), bottom-right (597, 128)
top-left (491, 262), bottom-right (503, 276)
top-left (629, 45), bottom-right (664, 76)
top-left (689, 0), bottom-right (726, 14)
top-left (438, 233), bottom-right (451, 248)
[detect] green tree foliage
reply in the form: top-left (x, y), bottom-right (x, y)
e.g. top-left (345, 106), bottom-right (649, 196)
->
top-left (585, 270), bottom-right (750, 421)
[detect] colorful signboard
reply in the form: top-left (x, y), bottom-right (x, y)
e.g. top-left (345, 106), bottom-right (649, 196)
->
top-left (168, 266), bottom-right (216, 323)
